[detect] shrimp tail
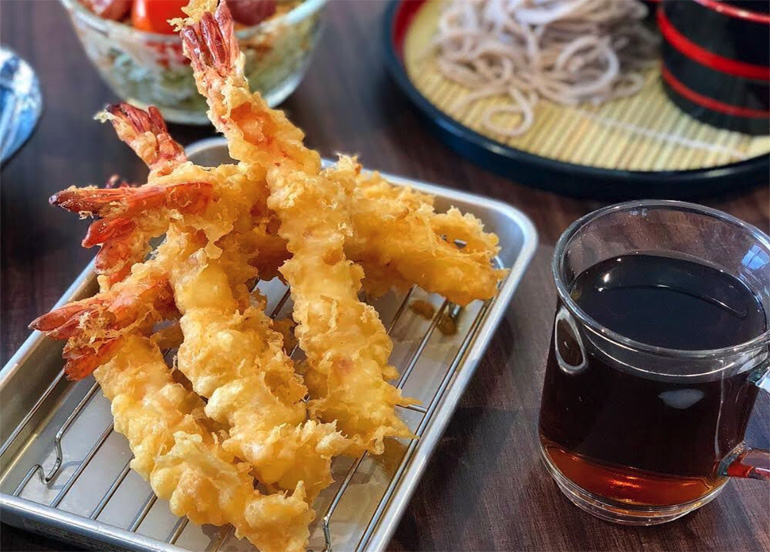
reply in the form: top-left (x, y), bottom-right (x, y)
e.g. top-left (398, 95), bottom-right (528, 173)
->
top-left (62, 339), bottom-right (125, 380)
top-left (50, 182), bottom-right (213, 286)
top-left (30, 299), bottom-right (109, 339)
top-left (101, 103), bottom-right (187, 173)
top-left (181, 1), bottom-right (310, 170)
top-left (82, 217), bottom-right (136, 248)
top-left (181, 2), bottom-right (246, 133)
top-left (50, 182), bottom-right (214, 218)
top-left (182, 4), bottom-right (239, 76)
top-left (32, 278), bottom-right (176, 381)
top-left (31, 277), bottom-right (176, 378)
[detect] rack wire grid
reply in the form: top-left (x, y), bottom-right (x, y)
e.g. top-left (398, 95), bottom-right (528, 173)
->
top-left (0, 265), bottom-right (499, 552)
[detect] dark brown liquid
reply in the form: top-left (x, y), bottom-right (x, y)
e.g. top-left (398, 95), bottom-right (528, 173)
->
top-left (539, 254), bottom-right (767, 506)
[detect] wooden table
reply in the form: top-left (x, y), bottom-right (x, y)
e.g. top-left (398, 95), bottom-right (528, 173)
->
top-left (2, 1), bottom-right (768, 551)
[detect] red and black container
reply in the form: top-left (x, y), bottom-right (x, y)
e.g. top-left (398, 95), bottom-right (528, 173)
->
top-left (659, 0), bottom-right (770, 135)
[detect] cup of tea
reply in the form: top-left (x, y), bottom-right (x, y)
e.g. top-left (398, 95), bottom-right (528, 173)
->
top-left (539, 200), bottom-right (770, 525)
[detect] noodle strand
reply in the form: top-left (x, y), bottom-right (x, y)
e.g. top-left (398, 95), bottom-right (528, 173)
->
top-left (433, 0), bottom-right (659, 135)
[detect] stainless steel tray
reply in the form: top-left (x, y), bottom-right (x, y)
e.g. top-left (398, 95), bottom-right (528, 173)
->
top-left (0, 138), bottom-right (537, 552)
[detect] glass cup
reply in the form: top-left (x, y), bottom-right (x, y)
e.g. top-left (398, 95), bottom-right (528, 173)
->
top-left (539, 200), bottom-right (770, 525)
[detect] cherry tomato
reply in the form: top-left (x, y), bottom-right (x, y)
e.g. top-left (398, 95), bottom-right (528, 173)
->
top-left (131, 0), bottom-right (188, 34)
top-left (227, 0), bottom-right (277, 26)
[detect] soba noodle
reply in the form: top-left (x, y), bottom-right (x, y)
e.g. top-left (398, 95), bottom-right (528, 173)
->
top-left (433, 0), bottom-right (659, 136)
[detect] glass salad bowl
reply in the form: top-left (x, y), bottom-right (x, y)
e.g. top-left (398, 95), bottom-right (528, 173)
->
top-left (60, 0), bottom-right (326, 124)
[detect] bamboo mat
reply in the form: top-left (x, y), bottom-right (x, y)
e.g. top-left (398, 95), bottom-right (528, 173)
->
top-left (403, 1), bottom-right (770, 172)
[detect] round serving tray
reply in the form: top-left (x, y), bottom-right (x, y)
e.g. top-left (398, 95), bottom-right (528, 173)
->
top-left (383, 0), bottom-right (770, 200)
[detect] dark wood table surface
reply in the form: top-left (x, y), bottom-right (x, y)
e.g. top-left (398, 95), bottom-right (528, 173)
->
top-left (2, 1), bottom-right (769, 551)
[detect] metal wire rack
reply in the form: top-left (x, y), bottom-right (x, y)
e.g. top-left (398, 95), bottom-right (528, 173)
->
top-left (0, 146), bottom-right (538, 552)
top-left (1, 277), bottom-right (493, 552)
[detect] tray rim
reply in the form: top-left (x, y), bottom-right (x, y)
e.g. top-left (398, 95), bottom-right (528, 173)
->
top-left (1, 145), bottom-right (538, 552)
top-left (383, 0), bottom-right (770, 200)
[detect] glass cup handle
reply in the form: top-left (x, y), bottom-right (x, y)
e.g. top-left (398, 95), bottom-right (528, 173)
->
top-left (719, 369), bottom-right (770, 481)
top-left (554, 306), bottom-right (587, 374)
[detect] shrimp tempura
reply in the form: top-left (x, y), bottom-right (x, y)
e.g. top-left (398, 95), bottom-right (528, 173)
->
top-left (345, 171), bottom-right (507, 305)
top-left (31, 5), bottom-right (510, 547)
top-left (40, 100), bottom-right (344, 492)
top-left (162, 227), bottom-right (349, 498)
top-left (105, 105), bottom-right (348, 496)
top-left (50, 104), bottom-right (208, 288)
top-left (96, 334), bottom-right (313, 552)
top-left (181, 1), bottom-right (415, 453)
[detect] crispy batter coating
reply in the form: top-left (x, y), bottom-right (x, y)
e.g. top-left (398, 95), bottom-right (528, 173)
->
top-left (95, 335), bottom-right (313, 552)
top-left (181, 2), bottom-right (414, 453)
top-left (83, 97), bottom-right (505, 301)
top-left (162, 228), bottom-right (348, 499)
top-left (271, 160), bottom-right (417, 454)
top-left (346, 171), bottom-right (507, 305)
top-left (42, 99), bottom-right (345, 509)
top-left (54, 103), bottom-right (196, 286)
top-left (35, 215), bottom-right (326, 548)
top-left (35, 154), bottom-right (269, 379)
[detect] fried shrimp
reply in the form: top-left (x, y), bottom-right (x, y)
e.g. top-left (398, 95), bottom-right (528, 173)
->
top-left (92, 100), bottom-right (503, 301)
top-left (161, 227), bottom-right (348, 499)
top-left (181, 1), bottom-right (414, 453)
top-left (31, 4), bottom-right (509, 549)
top-left (96, 334), bottom-right (313, 552)
top-left (345, 171), bottom-right (507, 305)
top-left (106, 103), bottom-right (346, 498)
top-left (53, 103), bottom-right (272, 289)
top-left (272, 159), bottom-right (417, 453)
top-left (104, 102), bottom-right (288, 280)
top-left (36, 151), bottom-right (331, 549)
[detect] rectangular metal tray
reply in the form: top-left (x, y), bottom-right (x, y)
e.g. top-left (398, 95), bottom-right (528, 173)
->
top-left (0, 138), bottom-right (537, 552)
